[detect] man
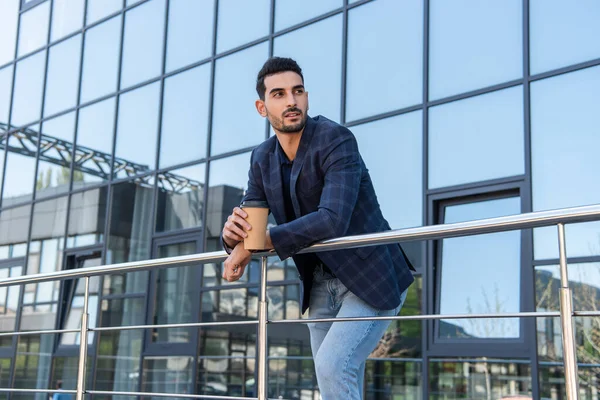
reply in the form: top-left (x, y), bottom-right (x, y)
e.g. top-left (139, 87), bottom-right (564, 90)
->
top-left (221, 57), bottom-right (415, 400)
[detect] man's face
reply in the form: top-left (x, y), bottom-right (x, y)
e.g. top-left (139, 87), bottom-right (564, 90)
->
top-left (256, 71), bottom-right (309, 135)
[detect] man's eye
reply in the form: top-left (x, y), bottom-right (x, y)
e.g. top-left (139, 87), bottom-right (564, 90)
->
top-left (273, 92), bottom-right (282, 97)
top-left (295, 89), bottom-right (304, 94)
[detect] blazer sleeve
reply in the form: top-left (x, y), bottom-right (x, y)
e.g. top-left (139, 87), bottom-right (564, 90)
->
top-left (269, 128), bottom-right (361, 260)
top-left (220, 148), bottom-right (267, 254)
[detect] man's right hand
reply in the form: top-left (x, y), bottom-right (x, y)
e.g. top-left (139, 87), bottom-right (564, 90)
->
top-left (222, 206), bottom-right (252, 249)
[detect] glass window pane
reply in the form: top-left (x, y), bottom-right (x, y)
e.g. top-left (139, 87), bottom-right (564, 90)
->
top-left (75, 97), bottom-right (116, 186)
top-left (165, 0), bottom-right (215, 72)
top-left (50, 357), bottom-right (93, 391)
top-left (160, 64), bottom-right (211, 168)
top-left (2, 129), bottom-right (38, 204)
top-left (96, 329), bottom-right (143, 395)
top-left (11, 51), bottom-right (46, 126)
top-left (207, 152), bottom-right (250, 240)
top-left (363, 360), bottom-right (422, 400)
top-left (429, 86), bottom-right (524, 189)
top-left (115, 82), bottom-right (160, 178)
top-left (439, 197), bottom-right (521, 339)
top-left (44, 35), bottom-right (82, 117)
top-left (530, 0), bottom-right (600, 75)
top-left (0, 205), bottom-right (31, 257)
top-left (17, 2), bottom-right (50, 57)
top-left (216, 0), bottom-right (269, 54)
top-left (429, 359), bottom-right (531, 398)
top-left (142, 356), bottom-right (194, 395)
top-left (274, 15), bottom-right (342, 123)
top-left (275, 0), bottom-right (341, 31)
top-left (346, 0), bottom-right (423, 122)
top-left (156, 163), bottom-right (205, 232)
top-left (0, 0), bottom-right (19, 66)
top-left (105, 178), bottom-right (154, 294)
top-left (0, 265), bottom-right (22, 341)
top-left (86, 0), bottom-right (122, 25)
top-left (80, 16), bottom-right (121, 103)
top-left (532, 66), bottom-right (600, 260)
top-left (353, 112), bottom-right (422, 229)
top-left (211, 43), bottom-right (268, 155)
top-left (14, 334), bottom-right (54, 391)
top-left (0, 66), bottom-right (13, 126)
top-left (67, 186), bottom-right (107, 248)
top-left (51, 0), bottom-right (84, 41)
top-left (429, 0), bottom-right (522, 100)
top-left (36, 112), bottom-right (76, 199)
top-left (120, 0), bottom-right (165, 89)
top-left (152, 242), bottom-right (198, 343)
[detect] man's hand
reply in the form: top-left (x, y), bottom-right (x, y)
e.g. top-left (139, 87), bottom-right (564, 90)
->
top-left (222, 207), bottom-right (252, 249)
top-left (223, 243), bottom-right (252, 282)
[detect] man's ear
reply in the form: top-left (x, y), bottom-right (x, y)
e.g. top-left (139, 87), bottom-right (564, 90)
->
top-left (255, 99), bottom-right (267, 117)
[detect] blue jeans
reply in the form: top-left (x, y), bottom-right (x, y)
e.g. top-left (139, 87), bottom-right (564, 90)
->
top-left (307, 265), bottom-right (407, 400)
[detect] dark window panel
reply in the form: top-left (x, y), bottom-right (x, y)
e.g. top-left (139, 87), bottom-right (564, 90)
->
top-left (67, 187), bottom-right (108, 248)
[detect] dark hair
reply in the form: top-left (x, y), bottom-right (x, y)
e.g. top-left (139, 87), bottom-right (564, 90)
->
top-left (256, 57), bottom-right (303, 100)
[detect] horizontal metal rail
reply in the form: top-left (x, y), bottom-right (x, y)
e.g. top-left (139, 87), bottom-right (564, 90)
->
top-left (1, 204), bottom-right (599, 288)
top-left (1, 203), bottom-right (599, 400)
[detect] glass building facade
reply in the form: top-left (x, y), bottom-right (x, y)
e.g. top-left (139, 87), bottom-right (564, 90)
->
top-left (0, 0), bottom-right (599, 398)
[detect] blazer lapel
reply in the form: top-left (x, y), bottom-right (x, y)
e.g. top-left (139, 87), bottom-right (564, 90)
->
top-left (290, 117), bottom-right (316, 218)
top-left (268, 152), bottom-right (286, 225)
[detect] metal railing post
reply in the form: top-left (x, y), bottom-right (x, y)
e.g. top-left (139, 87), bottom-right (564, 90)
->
top-left (76, 277), bottom-right (90, 400)
top-left (557, 223), bottom-right (579, 399)
top-left (257, 256), bottom-right (268, 400)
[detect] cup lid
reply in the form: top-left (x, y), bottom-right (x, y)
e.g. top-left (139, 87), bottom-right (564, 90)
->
top-left (240, 200), bottom-right (269, 208)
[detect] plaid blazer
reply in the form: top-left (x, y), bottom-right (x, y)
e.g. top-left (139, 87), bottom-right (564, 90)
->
top-left (240, 115), bottom-right (414, 313)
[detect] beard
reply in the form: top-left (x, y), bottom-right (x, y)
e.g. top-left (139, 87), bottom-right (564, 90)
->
top-left (267, 107), bottom-right (307, 134)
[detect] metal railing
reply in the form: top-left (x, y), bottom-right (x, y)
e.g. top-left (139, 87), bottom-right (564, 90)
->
top-left (2, 203), bottom-right (600, 400)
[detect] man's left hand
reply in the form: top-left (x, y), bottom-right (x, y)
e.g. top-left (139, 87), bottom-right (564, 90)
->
top-left (223, 243), bottom-right (253, 282)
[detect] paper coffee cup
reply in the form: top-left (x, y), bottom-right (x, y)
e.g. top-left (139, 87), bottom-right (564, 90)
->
top-left (241, 200), bottom-right (269, 250)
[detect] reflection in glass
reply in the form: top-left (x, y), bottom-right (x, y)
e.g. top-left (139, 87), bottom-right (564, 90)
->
top-left (80, 16), bottom-right (121, 103)
top-left (115, 82), bottom-right (160, 178)
top-left (267, 285), bottom-right (301, 321)
top-left (266, 255), bottom-right (298, 283)
top-left (274, 15), bottom-right (342, 122)
top-left (95, 298), bottom-right (144, 395)
top-left (0, 0), bottom-right (19, 66)
top-left (50, 357), bottom-right (93, 392)
top-left (198, 328), bottom-right (257, 396)
top-left (143, 356), bottom-right (194, 396)
top-left (364, 360), bottom-right (421, 400)
top-left (346, 0), bottom-right (422, 121)
top-left (438, 197), bottom-right (521, 339)
top-left (2, 131), bottom-right (38, 205)
top-left (275, 0), bottom-right (340, 31)
top-left (530, 0), bottom-right (600, 75)
top-left (429, 359), bottom-right (531, 398)
top-left (51, 0), bottom-right (84, 41)
top-left (0, 66), bottom-right (13, 125)
top-left (36, 113), bottom-right (76, 199)
top-left (353, 112), bottom-right (422, 229)
top-left (429, 0), bottom-right (522, 100)
top-left (121, 0), bottom-right (166, 89)
top-left (0, 265), bottom-right (22, 346)
top-left (156, 163), bottom-right (205, 232)
top-left (538, 364), bottom-right (600, 399)
top-left (216, 0), bottom-right (269, 53)
top-left (0, 358), bottom-right (10, 389)
top-left (44, 35), bottom-right (82, 117)
top-left (429, 87), bottom-right (524, 189)
top-left (0, 205), bottom-right (30, 257)
top-left (160, 64), bottom-right (211, 167)
top-left (14, 334), bottom-right (54, 398)
top-left (152, 241), bottom-right (198, 343)
top-left (75, 97), bottom-right (116, 185)
top-left (11, 51), bottom-right (46, 126)
top-left (86, 0), bottom-right (123, 25)
top-left (67, 187), bottom-right (107, 248)
top-left (531, 66), bottom-right (600, 259)
top-left (106, 178), bottom-right (154, 295)
top-left (166, 0), bottom-right (215, 72)
top-left (202, 289), bottom-right (258, 322)
top-left (211, 43), bottom-right (268, 155)
top-left (17, 2), bottom-right (50, 57)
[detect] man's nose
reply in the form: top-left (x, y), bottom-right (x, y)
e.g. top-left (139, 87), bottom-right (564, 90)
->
top-left (286, 92), bottom-right (297, 107)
